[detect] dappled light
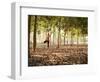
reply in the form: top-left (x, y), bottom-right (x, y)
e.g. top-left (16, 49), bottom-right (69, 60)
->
top-left (28, 15), bottom-right (88, 66)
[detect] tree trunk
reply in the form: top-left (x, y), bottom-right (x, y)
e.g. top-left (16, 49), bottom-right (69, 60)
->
top-left (33, 16), bottom-right (37, 51)
top-left (53, 27), bottom-right (55, 45)
top-left (57, 21), bottom-right (61, 48)
top-left (67, 30), bottom-right (68, 45)
top-left (82, 34), bottom-right (84, 44)
top-left (77, 31), bottom-right (79, 56)
top-left (28, 15), bottom-right (31, 57)
top-left (77, 31), bottom-right (79, 45)
top-left (70, 32), bottom-right (73, 46)
top-left (64, 31), bottom-right (66, 45)
top-left (47, 32), bottom-right (50, 48)
top-left (77, 29), bottom-right (80, 63)
top-left (83, 34), bottom-right (85, 45)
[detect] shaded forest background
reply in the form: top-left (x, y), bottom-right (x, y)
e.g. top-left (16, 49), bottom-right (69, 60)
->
top-left (28, 15), bottom-right (88, 66)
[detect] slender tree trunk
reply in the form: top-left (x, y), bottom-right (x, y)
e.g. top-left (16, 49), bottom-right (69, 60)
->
top-left (28, 15), bottom-right (31, 57)
top-left (77, 31), bottom-right (79, 45)
top-left (71, 32), bottom-right (73, 46)
top-left (57, 25), bottom-right (60, 48)
top-left (53, 27), bottom-right (55, 45)
top-left (77, 29), bottom-right (80, 63)
top-left (67, 30), bottom-right (68, 45)
top-left (82, 34), bottom-right (84, 44)
top-left (45, 18), bottom-right (50, 48)
top-left (77, 31), bottom-right (79, 56)
top-left (57, 21), bottom-right (61, 48)
top-left (64, 31), bottom-right (66, 45)
top-left (33, 16), bottom-right (37, 51)
top-left (49, 34), bottom-right (51, 47)
top-left (47, 32), bottom-right (50, 48)
top-left (83, 34), bottom-right (85, 45)
top-left (47, 21), bottom-right (50, 48)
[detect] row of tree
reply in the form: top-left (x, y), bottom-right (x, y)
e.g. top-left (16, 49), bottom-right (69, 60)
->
top-left (28, 15), bottom-right (88, 51)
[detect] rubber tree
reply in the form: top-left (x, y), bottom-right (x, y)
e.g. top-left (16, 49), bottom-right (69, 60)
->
top-left (76, 17), bottom-right (88, 45)
top-left (60, 17), bottom-right (69, 45)
top-left (28, 15), bottom-right (32, 57)
top-left (57, 17), bottom-right (62, 48)
top-left (33, 15), bottom-right (37, 51)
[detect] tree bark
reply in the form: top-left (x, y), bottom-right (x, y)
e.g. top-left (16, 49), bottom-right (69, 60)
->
top-left (47, 32), bottom-right (50, 48)
top-left (33, 16), bottom-right (37, 51)
top-left (53, 27), bottom-right (55, 45)
top-left (57, 21), bottom-right (61, 48)
top-left (67, 30), bottom-right (68, 45)
top-left (83, 34), bottom-right (85, 45)
top-left (64, 31), bottom-right (66, 45)
top-left (77, 31), bottom-right (79, 45)
top-left (28, 15), bottom-right (31, 58)
top-left (70, 31), bottom-right (73, 46)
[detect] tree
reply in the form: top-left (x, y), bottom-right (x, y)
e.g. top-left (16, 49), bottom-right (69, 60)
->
top-left (60, 17), bottom-right (68, 45)
top-left (33, 16), bottom-right (37, 51)
top-left (28, 15), bottom-right (32, 57)
top-left (76, 17), bottom-right (88, 44)
top-left (57, 17), bottom-right (62, 48)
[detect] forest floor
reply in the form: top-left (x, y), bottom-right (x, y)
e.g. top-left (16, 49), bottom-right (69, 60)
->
top-left (28, 45), bottom-right (88, 66)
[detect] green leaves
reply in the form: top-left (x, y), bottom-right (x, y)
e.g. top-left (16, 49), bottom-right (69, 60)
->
top-left (29, 15), bottom-right (88, 38)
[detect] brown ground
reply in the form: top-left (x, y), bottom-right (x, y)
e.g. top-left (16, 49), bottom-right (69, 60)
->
top-left (28, 45), bottom-right (88, 66)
